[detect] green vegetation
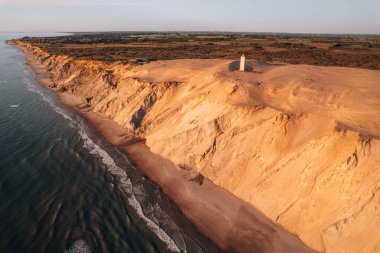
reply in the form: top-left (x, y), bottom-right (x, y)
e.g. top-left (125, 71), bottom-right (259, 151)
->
top-left (20, 32), bottom-right (380, 70)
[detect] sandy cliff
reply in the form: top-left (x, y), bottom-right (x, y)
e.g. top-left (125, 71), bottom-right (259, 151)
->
top-left (16, 41), bottom-right (380, 253)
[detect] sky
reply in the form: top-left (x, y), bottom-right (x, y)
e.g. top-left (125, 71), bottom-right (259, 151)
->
top-left (0, 0), bottom-right (379, 34)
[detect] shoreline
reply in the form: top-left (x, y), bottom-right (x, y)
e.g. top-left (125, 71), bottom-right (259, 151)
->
top-left (15, 43), bottom-right (316, 253)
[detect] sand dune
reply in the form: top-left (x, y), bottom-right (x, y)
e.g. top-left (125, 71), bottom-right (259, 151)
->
top-left (14, 41), bottom-right (380, 253)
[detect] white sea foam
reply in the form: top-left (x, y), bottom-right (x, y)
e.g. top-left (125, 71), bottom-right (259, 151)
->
top-left (133, 184), bottom-right (187, 251)
top-left (23, 78), bottom-right (73, 121)
top-left (21, 63), bottom-right (73, 122)
top-left (10, 104), bottom-right (20, 108)
top-left (22, 71), bottom-right (182, 252)
top-left (77, 127), bottom-right (181, 252)
top-left (65, 240), bottom-right (91, 253)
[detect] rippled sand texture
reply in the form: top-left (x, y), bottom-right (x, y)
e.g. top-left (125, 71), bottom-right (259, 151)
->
top-left (15, 40), bottom-right (380, 253)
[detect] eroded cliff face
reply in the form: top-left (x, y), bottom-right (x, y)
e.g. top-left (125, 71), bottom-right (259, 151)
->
top-left (17, 41), bottom-right (380, 253)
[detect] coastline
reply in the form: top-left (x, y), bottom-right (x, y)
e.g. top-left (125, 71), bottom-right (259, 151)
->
top-left (14, 43), bottom-right (315, 253)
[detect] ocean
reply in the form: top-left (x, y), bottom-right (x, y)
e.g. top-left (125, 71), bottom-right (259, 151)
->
top-left (0, 33), bottom-right (218, 253)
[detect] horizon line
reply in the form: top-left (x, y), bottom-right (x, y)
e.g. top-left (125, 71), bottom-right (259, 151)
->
top-left (1, 31), bottom-right (380, 36)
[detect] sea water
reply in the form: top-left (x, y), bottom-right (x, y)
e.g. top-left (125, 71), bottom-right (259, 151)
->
top-left (0, 33), bottom-right (218, 253)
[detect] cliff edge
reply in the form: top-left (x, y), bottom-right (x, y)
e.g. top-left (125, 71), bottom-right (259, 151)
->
top-left (15, 41), bottom-right (380, 253)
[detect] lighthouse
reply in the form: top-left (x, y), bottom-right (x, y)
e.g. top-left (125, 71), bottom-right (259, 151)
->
top-left (240, 54), bottom-right (246, 72)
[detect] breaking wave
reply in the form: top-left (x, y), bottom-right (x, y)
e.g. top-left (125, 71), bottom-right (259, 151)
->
top-left (78, 124), bottom-right (181, 253)
top-left (65, 240), bottom-right (92, 253)
top-left (22, 70), bottom-right (182, 253)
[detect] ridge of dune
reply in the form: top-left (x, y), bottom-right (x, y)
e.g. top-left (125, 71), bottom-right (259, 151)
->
top-left (14, 40), bottom-right (380, 253)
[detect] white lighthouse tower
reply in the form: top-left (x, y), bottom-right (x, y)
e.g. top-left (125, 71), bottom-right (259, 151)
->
top-left (240, 54), bottom-right (246, 72)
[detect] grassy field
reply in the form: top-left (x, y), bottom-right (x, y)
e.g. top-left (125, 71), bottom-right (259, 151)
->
top-left (19, 32), bottom-right (380, 70)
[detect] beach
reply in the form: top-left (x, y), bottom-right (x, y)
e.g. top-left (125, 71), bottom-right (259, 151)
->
top-left (13, 43), bottom-right (315, 253)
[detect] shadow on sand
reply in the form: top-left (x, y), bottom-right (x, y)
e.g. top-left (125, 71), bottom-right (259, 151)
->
top-left (229, 60), bottom-right (287, 72)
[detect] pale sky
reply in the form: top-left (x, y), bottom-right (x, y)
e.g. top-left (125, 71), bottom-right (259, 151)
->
top-left (0, 0), bottom-right (379, 34)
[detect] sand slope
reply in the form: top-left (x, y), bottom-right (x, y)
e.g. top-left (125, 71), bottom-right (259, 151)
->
top-left (16, 41), bottom-right (380, 253)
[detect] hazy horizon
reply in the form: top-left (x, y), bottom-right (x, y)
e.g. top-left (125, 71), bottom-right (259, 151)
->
top-left (0, 0), bottom-right (379, 34)
top-left (2, 31), bottom-right (380, 36)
